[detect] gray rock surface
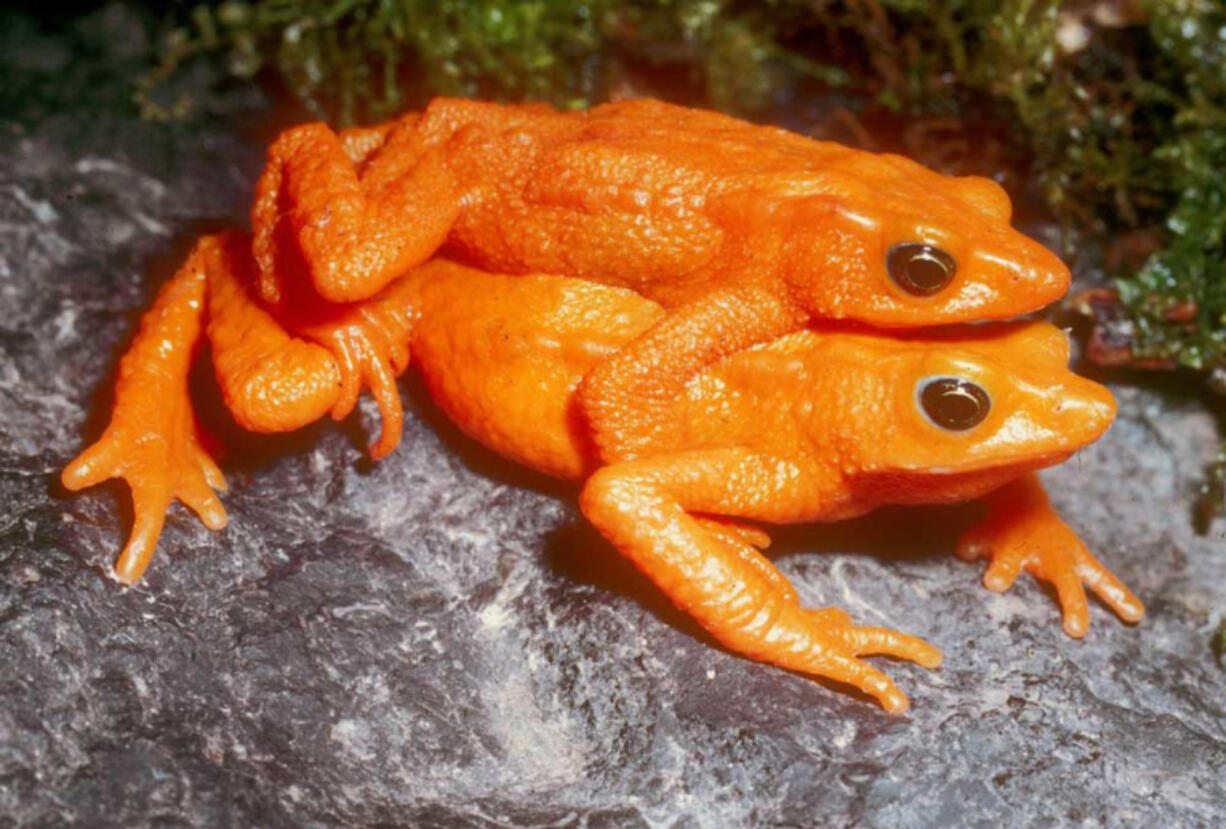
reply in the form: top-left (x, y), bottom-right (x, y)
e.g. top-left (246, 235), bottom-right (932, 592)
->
top-left (1, 6), bottom-right (1223, 826)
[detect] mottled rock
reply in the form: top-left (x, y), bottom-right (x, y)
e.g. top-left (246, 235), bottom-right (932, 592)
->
top-left (1, 6), bottom-right (1223, 827)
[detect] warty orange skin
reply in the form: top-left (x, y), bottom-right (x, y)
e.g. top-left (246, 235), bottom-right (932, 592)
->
top-left (62, 240), bottom-right (1139, 712)
top-left (249, 98), bottom-right (1071, 459)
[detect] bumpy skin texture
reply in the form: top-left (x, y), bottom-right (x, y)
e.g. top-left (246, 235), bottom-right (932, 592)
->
top-left (64, 248), bottom-right (1139, 713)
top-left (250, 98), bottom-right (1072, 459)
top-left (61, 98), bottom-right (1110, 710)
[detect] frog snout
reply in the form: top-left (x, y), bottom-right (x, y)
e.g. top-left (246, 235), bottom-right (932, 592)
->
top-left (1050, 377), bottom-right (1117, 444)
top-left (970, 236), bottom-right (1071, 313)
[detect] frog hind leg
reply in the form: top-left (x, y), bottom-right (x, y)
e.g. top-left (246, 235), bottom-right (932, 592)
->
top-left (208, 231), bottom-right (420, 460)
top-left (578, 285), bottom-right (806, 461)
top-left (62, 237), bottom-right (229, 585)
top-left (205, 232), bottom-right (342, 434)
top-left (287, 271), bottom-right (418, 459)
top-left (251, 114), bottom-right (459, 306)
top-left (956, 473), bottom-right (1144, 638)
top-left (580, 448), bottom-right (942, 714)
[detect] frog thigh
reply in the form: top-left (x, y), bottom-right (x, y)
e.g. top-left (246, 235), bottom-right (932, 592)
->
top-left (252, 116), bottom-right (459, 305)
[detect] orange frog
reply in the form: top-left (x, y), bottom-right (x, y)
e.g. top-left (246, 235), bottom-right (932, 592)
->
top-left (62, 239), bottom-right (1141, 712)
top-left (247, 98), bottom-right (1070, 459)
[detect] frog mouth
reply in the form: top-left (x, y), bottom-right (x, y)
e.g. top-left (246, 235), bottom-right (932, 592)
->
top-left (920, 449), bottom-right (1078, 477)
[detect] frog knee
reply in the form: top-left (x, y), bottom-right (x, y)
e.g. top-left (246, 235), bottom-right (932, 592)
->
top-left (217, 345), bottom-right (340, 433)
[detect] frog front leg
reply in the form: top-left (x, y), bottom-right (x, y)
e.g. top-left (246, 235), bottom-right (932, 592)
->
top-left (957, 473), bottom-right (1144, 637)
top-left (208, 230), bottom-right (419, 458)
top-left (579, 286), bottom-right (806, 459)
top-left (580, 448), bottom-right (942, 713)
top-left (251, 116), bottom-right (459, 305)
top-left (210, 224), bottom-right (420, 458)
top-left (281, 271), bottom-right (419, 459)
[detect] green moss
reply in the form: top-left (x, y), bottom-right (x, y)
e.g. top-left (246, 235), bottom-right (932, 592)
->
top-left (143, 2), bottom-right (1225, 286)
top-left (140, 1), bottom-right (858, 123)
top-left (1109, 4), bottom-right (1226, 372)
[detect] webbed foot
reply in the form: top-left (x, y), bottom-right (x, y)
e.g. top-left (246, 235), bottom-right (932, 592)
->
top-left (294, 275), bottom-right (417, 460)
top-left (63, 396), bottom-right (227, 585)
top-left (798, 607), bottom-right (943, 713)
top-left (957, 474), bottom-right (1144, 637)
top-left (62, 240), bottom-right (229, 584)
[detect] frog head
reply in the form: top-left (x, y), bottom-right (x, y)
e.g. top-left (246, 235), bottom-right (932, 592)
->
top-left (780, 154), bottom-right (1069, 326)
top-left (829, 322), bottom-right (1115, 503)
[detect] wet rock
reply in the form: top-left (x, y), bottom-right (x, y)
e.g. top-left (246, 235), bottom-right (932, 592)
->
top-left (1, 6), bottom-right (1223, 826)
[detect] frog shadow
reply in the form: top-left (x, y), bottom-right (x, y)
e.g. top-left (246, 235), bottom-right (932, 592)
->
top-left (539, 512), bottom-right (978, 711)
top-left (541, 506), bottom-right (977, 638)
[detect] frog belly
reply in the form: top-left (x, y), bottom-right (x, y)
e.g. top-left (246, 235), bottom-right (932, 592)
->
top-left (408, 261), bottom-right (663, 479)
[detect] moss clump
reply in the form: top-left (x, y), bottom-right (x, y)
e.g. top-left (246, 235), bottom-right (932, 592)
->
top-left (1109, 6), bottom-right (1226, 374)
top-left (139, 1), bottom-right (856, 124)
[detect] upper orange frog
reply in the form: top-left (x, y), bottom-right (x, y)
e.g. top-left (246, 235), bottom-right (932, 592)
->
top-left (250, 98), bottom-right (1071, 458)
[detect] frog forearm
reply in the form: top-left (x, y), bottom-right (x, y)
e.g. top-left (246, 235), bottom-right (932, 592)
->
top-left (958, 473), bottom-right (1144, 637)
top-left (580, 449), bottom-right (942, 713)
top-left (579, 286), bottom-right (806, 461)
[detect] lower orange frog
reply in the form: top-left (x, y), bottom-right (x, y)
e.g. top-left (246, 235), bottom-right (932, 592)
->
top-left (63, 234), bottom-right (1142, 712)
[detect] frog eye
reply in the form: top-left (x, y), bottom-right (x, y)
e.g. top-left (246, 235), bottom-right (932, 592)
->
top-left (888, 244), bottom-right (957, 296)
top-left (917, 377), bottom-right (990, 431)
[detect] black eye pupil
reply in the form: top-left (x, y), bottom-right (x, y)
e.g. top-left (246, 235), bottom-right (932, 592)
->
top-left (919, 377), bottom-right (990, 430)
top-left (888, 243), bottom-right (956, 296)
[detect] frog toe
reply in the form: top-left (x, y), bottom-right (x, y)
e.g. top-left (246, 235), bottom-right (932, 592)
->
top-left (314, 318), bottom-right (405, 460)
top-left (811, 648), bottom-right (911, 714)
top-left (960, 477), bottom-right (1144, 637)
top-left (178, 472), bottom-right (229, 532)
top-left (62, 434), bottom-right (125, 492)
top-left (112, 481), bottom-right (172, 585)
top-left (844, 624), bottom-right (943, 668)
top-left (1079, 551), bottom-right (1145, 624)
top-left (809, 608), bottom-right (942, 667)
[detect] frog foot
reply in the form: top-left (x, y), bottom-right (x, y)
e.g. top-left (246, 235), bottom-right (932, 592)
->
top-left (690, 516), bottom-right (942, 706)
top-left (801, 607), bottom-right (944, 713)
top-left (957, 475), bottom-right (1144, 638)
top-left (63, 412), bottom-right (227, 585)
top-left (305, 307), bottom-right (410, 460)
